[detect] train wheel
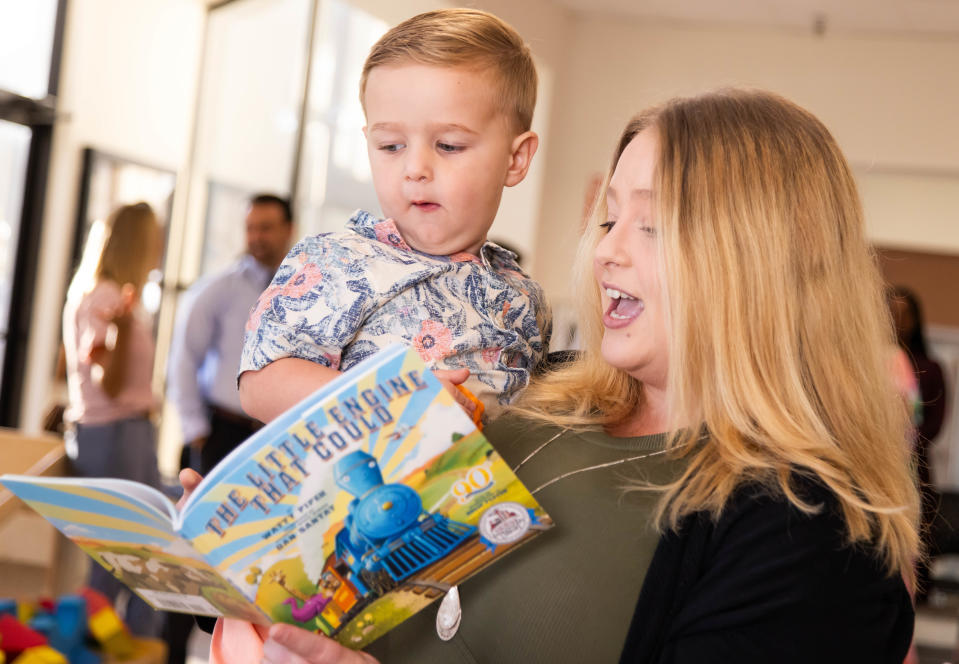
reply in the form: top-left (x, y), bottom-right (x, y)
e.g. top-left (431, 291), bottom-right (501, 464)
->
top-left (360, 569), bottom-right (397, 595)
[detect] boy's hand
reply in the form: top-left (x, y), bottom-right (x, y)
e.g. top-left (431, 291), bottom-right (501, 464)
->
top-left (176, 468), bottom-right (204, 511)
top-left (262, 623), bottom-right (378, 664)
top-left (433, 368), bottom-right (477, 417)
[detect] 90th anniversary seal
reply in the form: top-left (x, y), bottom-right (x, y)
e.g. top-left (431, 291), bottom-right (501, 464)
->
top-left (477, 501), bottom-right (535, 553)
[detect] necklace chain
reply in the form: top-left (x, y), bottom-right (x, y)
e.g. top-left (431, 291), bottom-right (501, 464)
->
top-left (435, 429), bottom-right (672, 641)
top-left (511, 429), bottom-right (676, 495)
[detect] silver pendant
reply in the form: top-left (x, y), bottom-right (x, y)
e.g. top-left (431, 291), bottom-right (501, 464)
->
top-left (436, 585), bottom-right (462, 640)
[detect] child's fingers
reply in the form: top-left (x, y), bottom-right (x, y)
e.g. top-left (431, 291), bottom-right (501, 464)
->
top-left (433, 368), bottom-right (477, 415)
top-left (433, 367), bottom-right (470, 385)
top-left (437, 378), bottom-right (477, 414)
top-left (176, 468), bottom-right (204, 511)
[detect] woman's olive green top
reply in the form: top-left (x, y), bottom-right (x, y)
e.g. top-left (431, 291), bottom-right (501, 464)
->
top-left (366, 416), bottom-right (687, 664)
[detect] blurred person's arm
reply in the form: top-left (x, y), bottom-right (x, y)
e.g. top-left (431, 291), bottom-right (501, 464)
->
top-left (918, 359), bottom-right (948, 443)
top-left (167, 287), bottom-right (217, 447)
top-left (89, 284), bottom-right (136, 400)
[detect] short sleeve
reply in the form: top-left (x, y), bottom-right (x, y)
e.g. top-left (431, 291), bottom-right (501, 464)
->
top-left (239, 235), bottom-right (370, 376)
top-left (76, 281), bottom-right (122, 358)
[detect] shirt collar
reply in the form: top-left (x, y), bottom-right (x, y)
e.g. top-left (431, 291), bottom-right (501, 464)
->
top-left (239, 253), bottom-right (274, 287)
top-left (346, 209), bottom-right (521, 268)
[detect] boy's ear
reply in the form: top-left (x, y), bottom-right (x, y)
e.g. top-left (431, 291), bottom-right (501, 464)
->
top-left (504, 131), bottom-right (538, 187)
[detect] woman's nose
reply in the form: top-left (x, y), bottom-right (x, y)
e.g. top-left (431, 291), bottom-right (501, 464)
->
top-left (594, 225), bottom-right (628, 267)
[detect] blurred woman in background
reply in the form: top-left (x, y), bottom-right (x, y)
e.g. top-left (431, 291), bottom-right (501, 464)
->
top-left (889, 285), bottom-right (949, 604)
top-left (62, 201), bottom-right (164, 636)
top-left (889, 285), bottom-right (948, 485)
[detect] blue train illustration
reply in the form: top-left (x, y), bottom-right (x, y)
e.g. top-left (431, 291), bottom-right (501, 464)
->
top-left (331, 450), bottom-right (475, 596)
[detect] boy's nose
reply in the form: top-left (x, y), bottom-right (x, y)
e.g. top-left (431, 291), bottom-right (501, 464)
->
top-left (404, 146), bottom-right (432, 182)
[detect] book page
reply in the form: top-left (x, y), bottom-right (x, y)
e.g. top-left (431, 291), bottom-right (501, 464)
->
top-left (0, 474), bottom-right (269, 621)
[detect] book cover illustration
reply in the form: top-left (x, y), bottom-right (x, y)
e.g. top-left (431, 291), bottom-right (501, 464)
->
top-left (1, 344), bottom-right (553, 648)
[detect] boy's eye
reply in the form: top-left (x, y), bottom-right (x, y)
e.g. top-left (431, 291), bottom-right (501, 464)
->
top-left (379, 143), bottom-right (403, 153)
top-left (437, 142), bottom-right (463, 153)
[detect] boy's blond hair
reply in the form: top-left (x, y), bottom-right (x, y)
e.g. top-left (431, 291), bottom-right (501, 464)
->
top-left (360, 8), bottom-right (537, 133)
top-left (516, 88), bottom-right (920, 582)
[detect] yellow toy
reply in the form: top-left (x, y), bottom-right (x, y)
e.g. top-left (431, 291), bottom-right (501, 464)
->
top-left (86, 607), bottom-right (133, 659)
top-left (10, 646), bottom-right (67, 664)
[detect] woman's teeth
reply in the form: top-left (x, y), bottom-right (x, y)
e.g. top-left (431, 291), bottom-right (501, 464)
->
top-left (605, 287), bottom-right (642, 320)
top-left (605, 287), bottom-right (636, 300)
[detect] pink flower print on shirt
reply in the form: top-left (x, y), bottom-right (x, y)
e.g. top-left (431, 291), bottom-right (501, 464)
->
top-left (372, 219), bottom-right (411, 251)
top-left (283, 262), bottom-right (324, 297)
top-left (482, 347), bottom-right (502, 366)
top-left (449, 251), bottom-right (481, 263)
top-left (322, 352), bottom-right (341, 371)
top-left (412, 320), bottom-right (453, 363)
top-left (246, 261), bottom-right (324, 330)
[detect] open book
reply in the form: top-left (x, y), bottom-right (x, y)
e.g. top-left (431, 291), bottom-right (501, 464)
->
top-left (1, 345), bottom-right (552, 648)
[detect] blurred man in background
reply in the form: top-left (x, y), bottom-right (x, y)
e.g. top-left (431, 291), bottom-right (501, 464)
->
top-left (163, 193), bottom-right (293, 664)
top-left (168, 193), bottom-right (294, 475)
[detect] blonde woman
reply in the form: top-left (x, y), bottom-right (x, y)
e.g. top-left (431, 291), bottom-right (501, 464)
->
top-left (192, 89), bottom-right (918, 664)
top-left (535, 88), bottom-right (919, 662)
top-left (62, 201), bottom-right (164, 636)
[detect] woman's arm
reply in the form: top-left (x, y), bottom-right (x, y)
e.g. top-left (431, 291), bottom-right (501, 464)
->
top-left (918, 358), bottom-right (948, 443)
top-left (623, 484), bottom-right (914, 663)
top-left (89, 284), bottom-right (137, 399)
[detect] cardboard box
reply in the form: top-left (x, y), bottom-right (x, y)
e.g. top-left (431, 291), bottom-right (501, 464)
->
top-left (0, 428), bottom-right (75, 597)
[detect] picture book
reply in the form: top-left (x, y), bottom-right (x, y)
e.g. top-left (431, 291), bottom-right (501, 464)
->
top-left (0, 344), bottom-right (553, 648)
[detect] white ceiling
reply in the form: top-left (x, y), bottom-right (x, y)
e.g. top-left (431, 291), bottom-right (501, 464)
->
top-left (550, 0), bottom-right (959, 37)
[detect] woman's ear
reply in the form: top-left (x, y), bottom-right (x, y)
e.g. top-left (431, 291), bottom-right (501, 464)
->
top-left (505, 131), bottom-right (539, 187)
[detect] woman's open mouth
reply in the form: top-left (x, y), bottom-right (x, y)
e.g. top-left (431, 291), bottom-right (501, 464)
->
top-left (604, 286), bottom-right (644, 326)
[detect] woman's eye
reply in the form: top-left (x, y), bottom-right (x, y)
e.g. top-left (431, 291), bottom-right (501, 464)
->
top-left (639, 225), bottom-right (657, 237)
top-left (599, 221), bottom-right (615, 233)
top-left (437, 142), bottom-right (463, 153)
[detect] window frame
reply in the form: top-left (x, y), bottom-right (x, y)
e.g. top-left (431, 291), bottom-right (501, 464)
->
top-left (0, 0), bottom-right (67, 426)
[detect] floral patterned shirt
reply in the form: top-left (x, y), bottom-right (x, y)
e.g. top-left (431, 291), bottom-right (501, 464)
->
top-left (240, 210), bottom-right (550, 407)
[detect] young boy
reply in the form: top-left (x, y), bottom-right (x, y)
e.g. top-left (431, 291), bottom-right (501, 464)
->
top-left (238, 8), bottom-right (549, 423)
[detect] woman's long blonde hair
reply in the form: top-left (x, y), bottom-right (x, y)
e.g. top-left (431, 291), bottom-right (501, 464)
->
top-left (519, 88), bottom-right (919, 578)
top-left (67, 202), bottom-right (159, 301)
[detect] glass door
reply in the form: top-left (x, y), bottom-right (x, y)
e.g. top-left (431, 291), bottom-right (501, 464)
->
top-left (0, 120), bottom-right (33, 385)
top-left (0, 0), bottom-right (65, 425)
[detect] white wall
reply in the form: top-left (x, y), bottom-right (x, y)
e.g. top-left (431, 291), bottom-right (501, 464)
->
top-left (534, 15), bottom-right (959, 299)
top-left (22, 1), bottom-right (958, 430)
top-left (20, 0), bottom-right (205, 431)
